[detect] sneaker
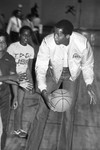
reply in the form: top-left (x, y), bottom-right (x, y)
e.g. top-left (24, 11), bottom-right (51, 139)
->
top-left (18, 129), bottom-right (28, 138)
top-left (13, 130), bottom-right (21, 135)
top-left (13, 129), bottom-right (27, 138)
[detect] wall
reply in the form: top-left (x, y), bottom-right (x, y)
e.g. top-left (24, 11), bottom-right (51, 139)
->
top-left (37, 0), bottom-right (100, 29)
top-left (0, 0), bottom-right (100, 29)
top-left (80, 0), bottom-right (100, 29)
top-left (40, 0), bottom-right (77, 26)
top-left (0, 0), bottom-right (30, 22)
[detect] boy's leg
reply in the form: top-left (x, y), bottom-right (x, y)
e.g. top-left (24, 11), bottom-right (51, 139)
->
top-left (14, 88), bottom-right (26, 134)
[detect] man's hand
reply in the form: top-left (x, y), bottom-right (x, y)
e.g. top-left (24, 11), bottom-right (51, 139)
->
top-left (18, 72), bottom-right (28, 82)
top-left (9, 74), bottom-right (19, 83)
top-left (41, 90), bottom-right (50, 109)
top-left (87, 84), bottom-right (96, 105)
top-left (8, 72), bottom-right (28, 83)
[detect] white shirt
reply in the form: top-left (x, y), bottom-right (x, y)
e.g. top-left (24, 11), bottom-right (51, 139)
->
top-left (6, 16), bottom-right (22, 34)
top-left (7, 42), bottom-right (34, 73)
top-left (62, 45), bottom-right (69, 67)
top-left (35, 32), bottom-right (94, 91)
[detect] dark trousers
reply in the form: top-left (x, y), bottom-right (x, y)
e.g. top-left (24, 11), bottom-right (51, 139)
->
top-left (25, 70), bottom-right (80, 150)
top-left (10, 31), bottom-right (19, 43)
top-left (0, 87), bottom-right (10, 150)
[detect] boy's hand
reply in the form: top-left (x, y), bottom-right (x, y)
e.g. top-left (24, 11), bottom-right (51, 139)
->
top-left (19, 80), bottom-right (33, 91)
top-left (41, 90), bottom-right (50, 109)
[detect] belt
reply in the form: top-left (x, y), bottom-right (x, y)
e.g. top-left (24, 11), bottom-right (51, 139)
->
top-left (61, 67), bottom-right (71, 79)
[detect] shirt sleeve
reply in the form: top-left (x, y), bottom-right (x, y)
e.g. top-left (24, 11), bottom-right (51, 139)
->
top-left (35, 38), bottom-right (50, 91)
top-left (81, 41), bottom-right (94, 85)
top-left (7, 45), bottom-right (15, 58)
top-left (6, 18), bottom-right (12, 34)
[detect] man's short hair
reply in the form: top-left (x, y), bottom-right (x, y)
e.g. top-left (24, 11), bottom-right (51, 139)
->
top-left (55, 19), bottom-right (74, 35)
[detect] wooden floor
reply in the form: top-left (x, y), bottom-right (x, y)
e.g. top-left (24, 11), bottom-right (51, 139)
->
top-left (72, 46), bottom-right (100, 150)
top-left (5, 92), bottom-right (40, 150)
top-left (4, 37), bottom-right (100, 150)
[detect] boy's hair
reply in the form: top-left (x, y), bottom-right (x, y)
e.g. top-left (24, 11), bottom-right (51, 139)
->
top-left (19, 26), bottom-right (32, 35)
top-left (55, 19), bottom-right (74, 35)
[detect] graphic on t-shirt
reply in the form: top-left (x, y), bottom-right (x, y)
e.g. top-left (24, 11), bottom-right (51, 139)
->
top-left (15, 53), bottom-right (30, 64)
top-left (14, 52), bottom-right (31, 73)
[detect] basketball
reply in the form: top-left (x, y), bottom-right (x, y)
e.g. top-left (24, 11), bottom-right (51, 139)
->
top-left (48, 89), bottom-right (72, 112)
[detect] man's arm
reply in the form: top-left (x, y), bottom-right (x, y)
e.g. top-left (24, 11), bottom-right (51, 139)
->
top-left (81, 41), bottom-right (94, 85)
top-left (81, 41), bottom-right (96, 104)
top-left (35, 38), bottom-right (51, 107)
top-left (41, 89), bottom-right (50, 109)
top-left (0, 73), bottom-right (19, 108)
top-left (0, 72), bottom-right (31, 85)
top-left (0, 74), bottom-right (18, 84)
top-left (35, 38), bottom-right (50, 92)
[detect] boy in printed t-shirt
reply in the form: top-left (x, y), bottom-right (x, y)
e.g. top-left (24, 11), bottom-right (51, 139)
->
top-left (7, 26), bottom-right (35, 138)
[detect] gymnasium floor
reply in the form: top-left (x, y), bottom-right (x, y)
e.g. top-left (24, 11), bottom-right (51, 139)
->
top-left (4, 30), bottom-right (100, 150)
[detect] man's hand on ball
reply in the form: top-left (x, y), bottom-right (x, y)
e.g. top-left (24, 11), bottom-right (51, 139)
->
top-left (41, 90), bottom-right (50, 109)
top-left (87, 84), bottom-right (96, 105)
